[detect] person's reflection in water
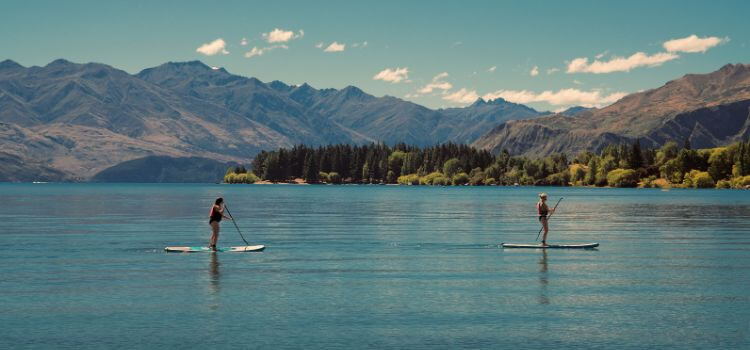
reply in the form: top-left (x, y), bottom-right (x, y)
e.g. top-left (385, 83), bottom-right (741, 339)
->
top-left (209, 252), bottom-right (221, 297)
top-left (538, 249), bottom-right (549, 305)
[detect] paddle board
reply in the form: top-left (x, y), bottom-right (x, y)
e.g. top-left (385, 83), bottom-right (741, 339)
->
top-left (164, 245), bottom-right (265, 253)
top-left (501, 243), bottom-right (598, 249)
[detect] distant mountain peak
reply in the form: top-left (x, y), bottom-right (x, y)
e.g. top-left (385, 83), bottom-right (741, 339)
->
top-left (470, 97), bottom-right (516, 108)
top-left (486, 97), bottom-right (510, 105)
top-left (143, 61), bottom-right (214, 74)
top-left (0, 59), bottom-right (23, 70)
top-left (268, 80), bottom-right (291, 92)
top-left (559, 106), bottom-right (593, 116)
top-left (719, 63), bottom-right (749, 72)
top-left (170, 60), bottom-right (210, 68)
top-left (136, 60), bottom-right (233, 83)
top-left (340, 85), bottom-right (367, 97)
top-left (470, 98), bottom-right (486, 107)
top-left (47, 58), bottom-right (74, 67)
top-left (292, 82), bottom-right (316, 94)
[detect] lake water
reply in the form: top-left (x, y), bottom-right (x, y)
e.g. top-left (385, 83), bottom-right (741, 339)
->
top-left (1, 184), bottom-right (748, 349)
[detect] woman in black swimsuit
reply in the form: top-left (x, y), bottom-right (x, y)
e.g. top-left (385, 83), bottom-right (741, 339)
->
top-left (209, 197), bottom-right (230, 251)
top-left (537, 193), bottom-right (554, 245)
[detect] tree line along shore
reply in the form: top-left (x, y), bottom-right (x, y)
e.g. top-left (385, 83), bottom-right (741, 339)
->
top-left (223, 140), bottom-right (750, 189)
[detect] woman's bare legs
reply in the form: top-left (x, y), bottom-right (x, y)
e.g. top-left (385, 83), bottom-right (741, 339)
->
top-left (209, 221), bottom-right (220, 250)
top-left (540, 217), bottom-right (549, 245)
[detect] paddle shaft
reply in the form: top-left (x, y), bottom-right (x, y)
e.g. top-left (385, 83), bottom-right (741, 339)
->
top-left (536, 197), bottom-right (563, 241)
top-left (223, 203), bottom-right (250, 245)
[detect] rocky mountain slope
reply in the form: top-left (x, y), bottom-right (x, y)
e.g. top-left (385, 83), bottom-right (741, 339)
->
top-left (473, 63), bottom-right (750, 156)
top-left (0, 59), bottom-right (541, 181)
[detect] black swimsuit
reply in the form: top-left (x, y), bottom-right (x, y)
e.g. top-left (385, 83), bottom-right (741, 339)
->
top-left (538, 202), bottom-right (548, 221)
top-left (209, 206), bottom-right (222, 224)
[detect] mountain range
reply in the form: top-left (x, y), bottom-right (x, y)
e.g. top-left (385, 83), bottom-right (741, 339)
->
top-left (473, 63), bottom-right (750, 156)
top-left (1, 58), bottom-right (748, 182)
top-left (0, 59), bottom-right (541, 181)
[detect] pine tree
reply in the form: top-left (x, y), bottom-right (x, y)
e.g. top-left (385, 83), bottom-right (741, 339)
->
top-left (744, 141), bottom-right (750, 175)
top-left (251, 151), bottom-right (268, 178)
top-left (629, 139), bottom-right (644, 169)
top-left (303, 152), bottom-right (318, 183)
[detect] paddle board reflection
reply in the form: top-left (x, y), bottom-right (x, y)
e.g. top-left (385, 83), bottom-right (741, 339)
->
top-left (538, 249), bottom-right (549, 305)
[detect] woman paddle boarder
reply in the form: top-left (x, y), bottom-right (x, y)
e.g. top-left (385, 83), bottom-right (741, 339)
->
top-left (209, 197), bottom-right (231, 251)
top-left (537, 193), bottom-right (555, 245)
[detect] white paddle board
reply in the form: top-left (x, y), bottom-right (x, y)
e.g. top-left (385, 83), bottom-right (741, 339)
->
top-left (164, 245), bottom-right (265, 253)
top-left (501, 243), bottom-right (598, 249)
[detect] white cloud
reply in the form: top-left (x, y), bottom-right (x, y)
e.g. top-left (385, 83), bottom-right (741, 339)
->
top-left (663, 34), bottom-right (729, 53)
top-left (196, 38), bottom-right (229, 56)
top-left (362, 41), bottom-right (368, 47)
top-left (417, 72), bottom-right (453, 93)
top-left (546, 68), bottom-right (560, 75)
top-left (488, 65), bottom-right (497, 73)
top-left (244, 44), bottom-right (288, 58)
top-left (573, 79), bottom-right (583, 85)
top-left (315, 42), bottom-right (324, 49)
top-left (530, 66), bottom-right (539, 76)
top-left (244, 47), bottom-right (263, 58)
top-left (451, 41), bottom-right (462, 48)
top-left (262, 28), bottom-right (304, 43)
top-left (324, 42), bottom-right (345, 52)
top-left (351, 41), bottom-right (368, 48)
top-left (240, 38), bottom-right (248, 46)
top-left (566, 52), bottom-right (679, 74)
top-left (482, 88), bottom-right (627, 107)
top-left (373, 67), bottom-right (410, 83)
top-left (595, 51), bottom-right (608, 59)
top-left (434, 72), bottom-right (449, 80)
top-left (443, 88), bottom-right (480, 104)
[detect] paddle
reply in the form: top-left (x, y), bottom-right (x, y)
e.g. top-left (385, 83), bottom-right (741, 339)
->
top-left (536, 197), bottom-right (563, 241)
top-left (223, 203), bottom-right (251, 246)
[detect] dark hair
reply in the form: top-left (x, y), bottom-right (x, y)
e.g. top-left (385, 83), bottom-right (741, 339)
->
top-left (214, 197), bottom-right (224, 205)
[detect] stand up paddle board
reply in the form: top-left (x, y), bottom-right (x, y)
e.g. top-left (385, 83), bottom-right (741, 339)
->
top-left (164, 245), bottom-right (265, 253)
top-left (501, 243), bottom-right (598, 249)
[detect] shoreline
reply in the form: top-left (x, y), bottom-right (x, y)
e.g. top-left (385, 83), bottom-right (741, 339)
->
top-left (8, 181), bottom-right (749, 189)
top-left (230, 181), bottom-right (750, 190)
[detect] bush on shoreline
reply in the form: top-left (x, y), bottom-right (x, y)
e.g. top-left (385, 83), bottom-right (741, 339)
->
top-left (607, 169), bottom-right (638, 187)
top-left (223, 169), bottom-right (259, 184)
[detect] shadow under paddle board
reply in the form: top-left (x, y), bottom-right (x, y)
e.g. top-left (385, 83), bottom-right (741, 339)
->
top-left (164, 245), bottom-right (265, 253)
top-left (501, 243), bottom-right (598, 249)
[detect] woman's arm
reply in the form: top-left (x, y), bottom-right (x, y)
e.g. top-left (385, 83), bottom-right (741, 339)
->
top-left (218, 205), bottom-right (231, 220)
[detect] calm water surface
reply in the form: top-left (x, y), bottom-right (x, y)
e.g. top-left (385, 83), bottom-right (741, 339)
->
top-left (1, 184), bottom-right (748, 349)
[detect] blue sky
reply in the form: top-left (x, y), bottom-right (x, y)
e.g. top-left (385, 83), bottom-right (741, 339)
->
top-left (2, 0), bottom-right (748, 111)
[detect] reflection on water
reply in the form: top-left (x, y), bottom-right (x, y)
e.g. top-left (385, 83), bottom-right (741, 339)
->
top-left (208, 253), bottom-right (221, 310)
top-left (209, 253), bottom-right (221, 292)
top-left (538, 250), bottom-right (549, 305)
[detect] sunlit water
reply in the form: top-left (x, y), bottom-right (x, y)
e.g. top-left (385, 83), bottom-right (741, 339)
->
top-left (1, 184), bottom-right (748, 349)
